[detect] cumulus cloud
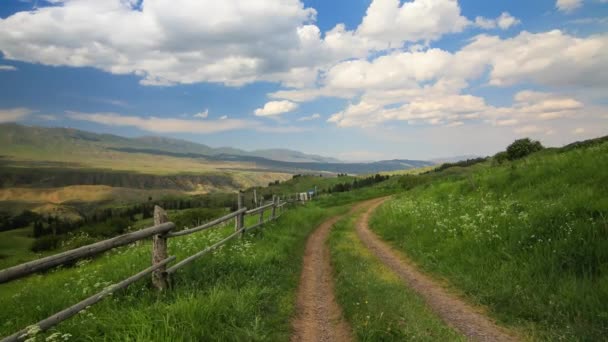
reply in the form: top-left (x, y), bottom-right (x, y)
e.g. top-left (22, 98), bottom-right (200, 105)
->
top-left (0, 65), bottom-right (17, 71)
top-left (66, 111), bottom-right (252, 133)
top-left (474, 12), bottom-right (520, 30)
top-left (556, 0), bottom-right (583, 12)
top-left (355, 0), bottom-right (470, 46)
top-left (462, 30), bottom-right (608, 88)
top-left (254, 100), bottom-right (298, 116)
top-left (0, 0), bottom-right (319, 86)
top-left (265, 28), bottom-right (607, 130)
top-left (0, 0), bottom-right (490, 87)
top-left (193, 109), bottom-right (209, 119)
top-left (0, 108), bottom-right (32, 122)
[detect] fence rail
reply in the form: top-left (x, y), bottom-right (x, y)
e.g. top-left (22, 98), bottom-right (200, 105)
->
top-left (0, 192), bottom-right (293, 342)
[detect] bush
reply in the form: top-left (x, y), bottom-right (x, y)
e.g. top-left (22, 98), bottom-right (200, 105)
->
top-left (493, 151), bottom-right (509, 165)
top-left (31, 235), bottom-right (62, 252)
top-left (506, 138), bottom-right (543, 160)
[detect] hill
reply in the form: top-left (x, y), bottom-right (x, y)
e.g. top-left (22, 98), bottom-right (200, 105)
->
top-left (0, 123), bottom-right (432, 175)
top-left (0, 123), bottom-right (431, 218)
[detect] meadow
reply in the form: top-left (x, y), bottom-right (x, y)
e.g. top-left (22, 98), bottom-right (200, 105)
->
top-left (0, 202), bottom-right (352, 341)
top-left (329, 214), bottom-right (464, 341)
top-left (370, 141), bottom-right (608, 340)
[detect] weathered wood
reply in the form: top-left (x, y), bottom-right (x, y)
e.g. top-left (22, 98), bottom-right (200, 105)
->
top-left (0, 222), bottom-right (174, 284)
top-left (237, 192), bottom-right (245, 238)
top-left (152, 206), bottom-right (169, 291)
top-left (253, 189), bottom-right (258, 207)
top-left (166, 208), bottom-right (247, 238)
top-left (245, 202), bottom-right (274, 215)
top-left (1, 256), bottom-right (176, 342)
top-left (166, 229), bottom-right (243, 274)
top-left (271, 195), bottom-right (277, 220)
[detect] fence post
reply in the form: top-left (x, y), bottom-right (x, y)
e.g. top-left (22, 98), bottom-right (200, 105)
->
top-left (237, 192), bottom-right (245, 238)
top-left (271, 195), bottom-right (277, 220)
top-left (258, 206), bottom-right (264, 225)
top-left (253, 189), bottom-right (258, 207)
top-left (152, 205), bottom-right (169, 291)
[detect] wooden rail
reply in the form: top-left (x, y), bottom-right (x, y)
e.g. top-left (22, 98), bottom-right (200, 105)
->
top-left (0, 191), bottom-right (294, 341)
top-left (0, 222), bottom-right (175, 284)
top-left (2, 256), bottom-right (176, 342)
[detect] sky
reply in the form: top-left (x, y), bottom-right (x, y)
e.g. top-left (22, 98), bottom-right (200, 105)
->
top-left (0, 0), bottom-right (607, 161)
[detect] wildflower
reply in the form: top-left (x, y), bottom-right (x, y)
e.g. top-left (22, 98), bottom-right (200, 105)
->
top-left (45, 332), bottom-right (61, 341)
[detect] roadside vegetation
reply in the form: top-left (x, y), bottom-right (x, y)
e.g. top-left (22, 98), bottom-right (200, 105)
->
top-left (370, 138), bottom-right (608, 340)
top-left (329, 214), bottom-right (464, 341)
top-left (0, 202), bottom-right (351, 341)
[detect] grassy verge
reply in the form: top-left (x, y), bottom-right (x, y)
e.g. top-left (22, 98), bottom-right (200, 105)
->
top-left (329, 213), bottom-right (464, 341)
top-left (370, 143), bottom-right (608, 340)
top-left (0, 203), bottom-right (349, 341)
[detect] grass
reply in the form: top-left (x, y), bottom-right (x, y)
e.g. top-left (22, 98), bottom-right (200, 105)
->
top-left (370, 142), bottom-right (608, 340)
top-left (0, 227), bottom-right (40, 270)
top-left (329, 213), bottom-right (464, 341)
top-left (0, 202), bottom-right (350, 341)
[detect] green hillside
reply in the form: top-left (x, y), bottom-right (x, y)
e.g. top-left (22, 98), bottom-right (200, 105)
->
top-left (369, 137), bottom-right (608, 340)
top-left (0, 135), bottom-right (606, 341)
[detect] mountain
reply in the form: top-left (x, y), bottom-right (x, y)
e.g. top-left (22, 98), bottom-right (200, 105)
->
top-left (0, 123), bottom-right (338, 164)
top-left (0, 123), bottom-right (433, 176)
top-left (249, 149), bottom-right (340, 163)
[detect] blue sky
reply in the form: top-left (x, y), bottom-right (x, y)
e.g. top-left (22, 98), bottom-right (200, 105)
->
top-left (0, 0), bottom-right (606, 161)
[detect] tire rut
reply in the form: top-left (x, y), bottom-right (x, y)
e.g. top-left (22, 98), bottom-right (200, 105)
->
top-left (291, 200), bottom-right (377, 342)
top-left (356, 198), bottom-right (520, 342)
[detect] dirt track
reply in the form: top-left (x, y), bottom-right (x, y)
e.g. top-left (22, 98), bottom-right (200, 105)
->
top-left (290, 200), bottom-right (377, 342)
top-left (355, 198), bottom-right (519, 342)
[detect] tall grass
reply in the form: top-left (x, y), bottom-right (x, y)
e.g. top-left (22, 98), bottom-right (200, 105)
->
top-left (329, 215), bottom-right (464, 341)
top-left (370, 143), bottom-right (608, 340)
top-left (0, 204), bottom-right (349, 341)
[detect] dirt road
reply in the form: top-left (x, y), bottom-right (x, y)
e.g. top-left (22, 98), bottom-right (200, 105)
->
top-left (291, 199), bottom-right (380, 342)
top-left (355, 199), bottom-right (519, 342)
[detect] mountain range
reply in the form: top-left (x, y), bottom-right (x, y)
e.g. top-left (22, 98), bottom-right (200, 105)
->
top-left (0, 123), bottom-right (434, 175)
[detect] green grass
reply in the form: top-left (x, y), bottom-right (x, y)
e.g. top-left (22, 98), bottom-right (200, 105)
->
top-left (370, 142), bottom-right (608, 340)
top-left (0, 203), bottom-right (350, 341)
top-left (329, 214), bottom-right (464, 341)
top-left (0, 227), bottom-right (39, 270)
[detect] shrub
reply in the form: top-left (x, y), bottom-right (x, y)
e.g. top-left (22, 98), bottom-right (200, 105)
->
top-left (31, 235), bottom-right (62, 252)
top-left (506, 138), bottom-right (543, 160)
top-left (493, 151), bottom-right (509, 165)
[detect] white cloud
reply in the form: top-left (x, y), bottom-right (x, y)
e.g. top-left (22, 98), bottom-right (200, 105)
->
top-left (254, 100), bottom-right (298, 116)
top-left (0, 0), bottom-right (495, 88)
top-left (0, 108), bottom-right (32, 122)
top-left (37, 114), bottom-right (57, 121)
top-left (556, 0), bottom-right (583, 12)
top-left (0, 65), bottom-right (17, 71)
top-left (297, 113), bottom-right (321, 121)
top-left (0, 0), bottom-right (320, 87)
top-left (462, 30), bottom-right (608, 88)
top-left (497, 12), bottom-right (521, 30)
top-left (193, 109), bottom-right (209, 119)
top-left (474, 12), bottom-right (520, 30)
top-left (66, 111), bottom-right (252, 134)
top-left (495, 119), bottom-right (519, 126)
top-left (573, 127), bottom-right (586, 134)
top-left (219, 115), bottom-right (228, 120)
top-left (356, 0), bottom-right (469, 47)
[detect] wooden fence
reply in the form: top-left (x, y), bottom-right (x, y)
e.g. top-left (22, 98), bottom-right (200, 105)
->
top-left (0, 192), bottom-right (291, 342)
